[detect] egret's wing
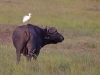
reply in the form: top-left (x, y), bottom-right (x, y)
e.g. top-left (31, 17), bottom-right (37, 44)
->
top-left (22, 16), bottom-right (27, 22)
top-left (22, 16), bottom-right (30, 23)
top-left (23, 16), bottom-right (26, 20)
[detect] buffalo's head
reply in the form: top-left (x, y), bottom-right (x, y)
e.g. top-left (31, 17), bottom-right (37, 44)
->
top-left (44, 26), bottom-right (64, 44)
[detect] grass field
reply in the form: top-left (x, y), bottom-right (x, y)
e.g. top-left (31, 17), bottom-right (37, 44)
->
top-left (0, 0), bottom-right (100, 75)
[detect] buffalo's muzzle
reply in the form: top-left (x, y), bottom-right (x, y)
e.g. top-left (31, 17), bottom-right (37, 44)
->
top-left (60, 36), bottom-right (64, 42)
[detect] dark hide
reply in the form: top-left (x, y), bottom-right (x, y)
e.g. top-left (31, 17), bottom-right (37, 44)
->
top-left (12, 24), bottom-right (64, 62)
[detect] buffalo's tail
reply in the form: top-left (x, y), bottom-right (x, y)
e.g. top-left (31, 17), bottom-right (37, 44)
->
top-left (22, 47), bottom-right (28, 56)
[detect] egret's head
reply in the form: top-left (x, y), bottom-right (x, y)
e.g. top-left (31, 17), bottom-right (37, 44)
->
top-left (28, 13), bottom-right (32, 16)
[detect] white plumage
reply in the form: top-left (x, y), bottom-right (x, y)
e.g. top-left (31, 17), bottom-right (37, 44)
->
top-left (22, 13), bottom-right (32, 23)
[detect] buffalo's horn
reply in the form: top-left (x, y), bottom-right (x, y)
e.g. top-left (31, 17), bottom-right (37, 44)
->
top-left (45, 26), bottom-right (50, 32)
top-left (48, 27), bottom-right (57, 33)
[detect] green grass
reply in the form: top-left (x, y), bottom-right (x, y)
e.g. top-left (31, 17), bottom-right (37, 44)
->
top-left (0, 43), bottom-right (100, 75)
top-left (0, 0), bottom-right (100, 75)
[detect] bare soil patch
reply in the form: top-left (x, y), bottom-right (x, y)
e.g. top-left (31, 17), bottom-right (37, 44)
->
top-left (0, 33), bottom-right (11, 42)
top-left (0, 24), bottom-right (18, 42)
top-left (86, 8), bottom-right (100, 11)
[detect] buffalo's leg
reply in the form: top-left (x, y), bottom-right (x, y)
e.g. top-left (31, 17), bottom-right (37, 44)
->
top-left (33, 48), bottom-right (40, 60)
top-left (26, 44), bottom-right (36, 61)
top-left (27, 49), bottom-right (36, 61)
top-left (15, 44), bottom-right (25, 63)
top-left (32, 40), bottom-right (41, 60)
top-left (32, 53), bottom-right (37, 60)
top-left (16, 49), bottom-right (21, 63)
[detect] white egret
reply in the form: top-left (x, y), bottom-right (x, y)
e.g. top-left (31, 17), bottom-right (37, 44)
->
top-left (22, 13), bottom-right (32, 23)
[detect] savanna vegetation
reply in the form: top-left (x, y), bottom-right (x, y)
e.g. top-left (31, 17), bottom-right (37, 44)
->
top-left (0, 0), bottom-right (100, 75)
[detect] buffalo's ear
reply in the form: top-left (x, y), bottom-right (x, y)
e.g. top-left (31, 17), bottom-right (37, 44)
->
top-left (45, 26), bottom-right (50, 33)
top-left (48, 27), bottom-right (57, 33)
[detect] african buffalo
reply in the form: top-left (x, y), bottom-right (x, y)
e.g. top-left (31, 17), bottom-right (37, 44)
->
top-left (12, 24), bottom-right (64, 62)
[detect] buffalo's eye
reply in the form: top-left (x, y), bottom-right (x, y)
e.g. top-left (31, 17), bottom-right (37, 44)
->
top-left (44, 34), bottom-right (50, 40)
top-left (44, 31), bottom-right (58, 40)
top-left (44, 35), bottom-right (50, 39)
